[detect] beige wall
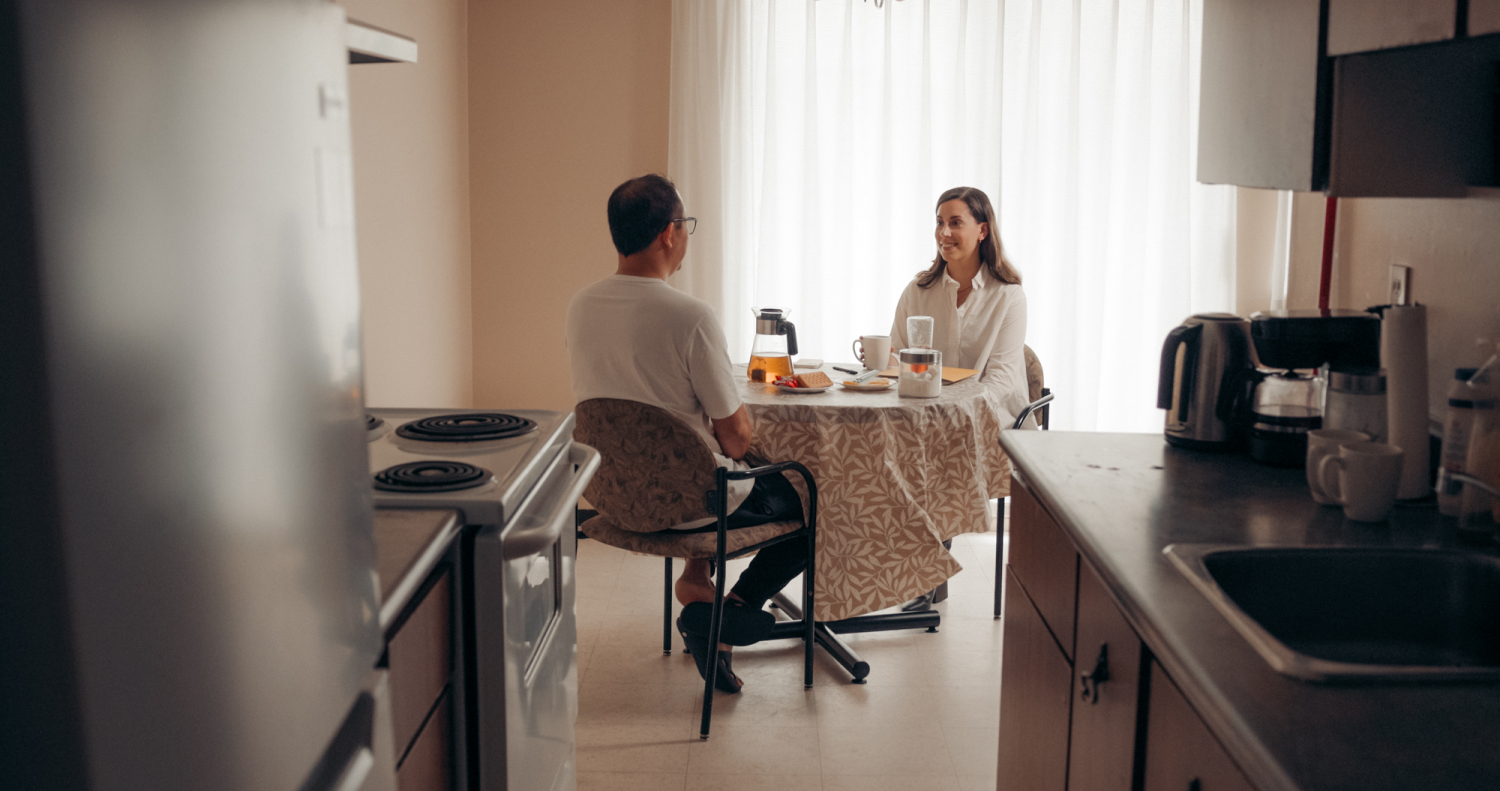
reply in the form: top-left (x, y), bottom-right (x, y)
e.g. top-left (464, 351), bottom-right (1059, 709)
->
top-left (1239, 187), bottom-right (1500, 418)
top-left (1319, 192), bottom-right (1500, 414)
top-left (345, 0), bottom-right (473, 408)
top-left (468, 0), bottom-right (673, 411)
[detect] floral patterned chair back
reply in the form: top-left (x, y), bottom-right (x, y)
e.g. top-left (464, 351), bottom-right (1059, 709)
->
top-left (573, 398), bottom-right (717, 533)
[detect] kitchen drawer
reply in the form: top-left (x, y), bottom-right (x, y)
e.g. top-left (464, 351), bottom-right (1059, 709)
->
top-left (1008, 475), bottom-right (1079, 661)
top-left (396, 686), bottom-right (450, 791)
top-left (388, 568), bottom-right (451, 759)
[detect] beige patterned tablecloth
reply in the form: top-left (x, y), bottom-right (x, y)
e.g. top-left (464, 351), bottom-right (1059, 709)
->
top-left (741, 364), bottom-right (1013, 621)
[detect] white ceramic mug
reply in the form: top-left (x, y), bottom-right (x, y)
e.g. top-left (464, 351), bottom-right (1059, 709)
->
top-left (1316, 441), bottom-right (1405, 522)
top-left (853, 335), bottom-right (892, 370)
top-left (1306, 429), bottom-right (1372, 505)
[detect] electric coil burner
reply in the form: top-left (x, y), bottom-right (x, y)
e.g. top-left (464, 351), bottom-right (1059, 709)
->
top-left (373, 460), bottom-right (493, 493)
top-left (396, 412), bottom-right (537, 443)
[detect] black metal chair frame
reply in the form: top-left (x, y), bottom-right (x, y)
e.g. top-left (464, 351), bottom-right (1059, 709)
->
top-left (697, 461), bottom-right (816, 739)
top-left (995, 387), bottom-right (1053, 618)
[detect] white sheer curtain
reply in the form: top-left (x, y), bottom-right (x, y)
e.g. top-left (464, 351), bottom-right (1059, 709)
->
top-left (669, 0), bottom-right (1236, 432)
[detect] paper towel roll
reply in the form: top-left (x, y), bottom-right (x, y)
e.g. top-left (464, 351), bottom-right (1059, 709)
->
top-left (1382, 304), bottom-right (1430, 499)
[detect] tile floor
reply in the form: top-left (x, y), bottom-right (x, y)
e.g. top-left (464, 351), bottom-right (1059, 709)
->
top-left (574, 528), bottom-right (1008, 791)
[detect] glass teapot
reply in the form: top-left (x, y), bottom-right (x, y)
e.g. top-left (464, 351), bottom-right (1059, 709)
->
top-left (748, 307), bottom-right (798, 382)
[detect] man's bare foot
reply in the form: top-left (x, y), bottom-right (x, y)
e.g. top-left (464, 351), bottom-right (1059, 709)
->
top-left (675, 574), bottom-right (716, 606)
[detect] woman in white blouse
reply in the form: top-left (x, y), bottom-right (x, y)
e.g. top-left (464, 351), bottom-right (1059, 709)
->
top-left (890, 186), bottom-right (1033, 428)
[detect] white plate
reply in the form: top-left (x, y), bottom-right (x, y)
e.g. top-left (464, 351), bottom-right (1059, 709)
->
top-left (773, 384), bottom-right (830, 394)
top-left (839, 378), bottom-right (893, 391)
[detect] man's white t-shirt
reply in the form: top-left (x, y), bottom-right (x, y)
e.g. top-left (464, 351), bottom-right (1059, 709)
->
top-left (565, 274), bottom-right (754, 526)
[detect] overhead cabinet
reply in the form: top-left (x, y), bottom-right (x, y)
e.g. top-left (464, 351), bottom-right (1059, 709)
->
top-left (1326, 0), bottom-right (1456, 56)
top-left (1198, 0), bottom-right (1500, 196)
top-left (346, 18), bottom-right (418, 64)
top-left (1198, 0), bottom-right (1329, 192)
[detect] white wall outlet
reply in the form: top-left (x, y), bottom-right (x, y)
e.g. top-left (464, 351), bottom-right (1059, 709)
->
top-left (1389, 264), bottom-right (1411, 305)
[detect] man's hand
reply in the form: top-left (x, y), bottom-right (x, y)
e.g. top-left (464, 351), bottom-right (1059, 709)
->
top-left (711, 404), bottom-right (753, 460)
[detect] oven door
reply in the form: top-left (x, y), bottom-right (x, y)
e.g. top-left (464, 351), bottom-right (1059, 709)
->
top-left (472, 442), bottom-right (599, 791)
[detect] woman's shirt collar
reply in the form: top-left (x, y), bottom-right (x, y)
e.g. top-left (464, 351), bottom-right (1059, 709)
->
top-left (941, 265), bottom-right (990, 290)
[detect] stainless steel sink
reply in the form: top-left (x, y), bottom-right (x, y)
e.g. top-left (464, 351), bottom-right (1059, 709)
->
top-left (1164, 545), bottom-right (1500, 683)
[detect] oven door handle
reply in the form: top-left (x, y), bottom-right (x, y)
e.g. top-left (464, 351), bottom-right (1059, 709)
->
top-left (501, 442), bottom-right (600, 560)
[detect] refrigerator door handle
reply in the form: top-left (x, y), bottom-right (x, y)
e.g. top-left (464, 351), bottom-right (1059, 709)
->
top-left (502, 443), bottom-right (601, 561)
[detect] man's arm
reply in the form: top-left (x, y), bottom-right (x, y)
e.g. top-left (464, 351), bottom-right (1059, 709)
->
top-left (711, 404), bottom-right (753, 460)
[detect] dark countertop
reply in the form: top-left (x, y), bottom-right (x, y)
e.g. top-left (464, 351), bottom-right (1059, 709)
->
top-left (999, 431), bottom-right (1500, 791)
top-left (373, 508), bottom-right (460, 633)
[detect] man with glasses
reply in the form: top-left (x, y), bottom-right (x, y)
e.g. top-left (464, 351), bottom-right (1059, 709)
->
top-left (565, 174), bottom-right (807, 694)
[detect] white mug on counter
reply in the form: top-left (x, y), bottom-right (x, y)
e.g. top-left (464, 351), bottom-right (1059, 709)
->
top-left (853, 335), bottom-right (892, 371)
top-left (1316, 441), bottom-right (1404, 522)
top-left (1306, 429), bottom-right (1372, 505)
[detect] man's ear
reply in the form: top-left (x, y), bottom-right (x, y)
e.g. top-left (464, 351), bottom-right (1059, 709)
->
top-left (657, 224), bottom-right (678, 253)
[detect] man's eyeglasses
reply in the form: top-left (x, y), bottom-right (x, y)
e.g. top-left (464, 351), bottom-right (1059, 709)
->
top-left (667, 217), bottom-right (697, 235)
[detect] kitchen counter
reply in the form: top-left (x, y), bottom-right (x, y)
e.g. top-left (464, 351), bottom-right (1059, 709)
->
top-left (999, 431), bottom-right (1500, 791)
top-left (373, 508), bottom-right (461, 632)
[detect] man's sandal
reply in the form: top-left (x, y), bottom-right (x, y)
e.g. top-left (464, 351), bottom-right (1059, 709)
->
top-left (677, 615), bottom-right (744, 694)
top-left (679, 600), bottom-right (775, 647)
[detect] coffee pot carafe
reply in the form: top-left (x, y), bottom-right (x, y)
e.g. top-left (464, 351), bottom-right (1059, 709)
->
top-left (1240, 309), bottom-right (1382, 467)
top-left (1157, 313), bottom-right (1254, 450)
top-left (748, 307), bottom-right (799, 382)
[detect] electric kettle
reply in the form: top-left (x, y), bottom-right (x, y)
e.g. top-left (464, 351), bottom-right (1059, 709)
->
top-left (1157, 313), bottom-right (1254, 450)
top-left (748, 307), bottom-right (798, 382)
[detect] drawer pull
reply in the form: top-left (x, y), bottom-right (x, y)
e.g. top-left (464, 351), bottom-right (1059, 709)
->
top-left (1080, 643), bottom-right (1110, 703)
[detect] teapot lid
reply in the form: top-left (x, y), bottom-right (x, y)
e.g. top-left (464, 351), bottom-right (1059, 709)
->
top-left (753, 307), bottom-right (788, 320)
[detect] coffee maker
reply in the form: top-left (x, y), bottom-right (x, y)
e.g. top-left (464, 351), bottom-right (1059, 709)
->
top-left (1239, 310), bottom-right (1382, 467)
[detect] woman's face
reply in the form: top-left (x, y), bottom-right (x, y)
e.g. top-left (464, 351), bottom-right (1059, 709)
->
top-left (935, 199), bottom-right (988, 264)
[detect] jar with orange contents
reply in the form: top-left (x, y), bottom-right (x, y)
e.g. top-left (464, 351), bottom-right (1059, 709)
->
top-left (898, 348), bottom-right (942, 398)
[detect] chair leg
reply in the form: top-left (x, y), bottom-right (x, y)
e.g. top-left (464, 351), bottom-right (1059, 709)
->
top-left (700, 554), bottom-right (729, 740)
top-left (803, 526), bottom-right (815, 688)
top-left (994, 497), bottom-right (1006, 619)
top-left (663, 557), bottom-right (674, 654)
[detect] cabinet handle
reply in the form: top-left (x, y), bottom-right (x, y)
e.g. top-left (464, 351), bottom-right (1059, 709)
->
top-left (1080, 643), bottom-right (1110, 703)
top-left (1188, 780), bottom-right (1202, 791)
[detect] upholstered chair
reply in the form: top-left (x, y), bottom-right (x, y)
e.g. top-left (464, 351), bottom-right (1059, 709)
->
top-left (572, 398), bottom-right (818, 740)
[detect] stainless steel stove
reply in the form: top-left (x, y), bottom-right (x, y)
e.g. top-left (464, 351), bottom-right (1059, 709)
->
top-left (368, 408), bottom-right (599, 791)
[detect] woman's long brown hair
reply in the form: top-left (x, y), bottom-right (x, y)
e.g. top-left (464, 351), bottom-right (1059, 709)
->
top-left (916, 186), bottom-right (1022, 288)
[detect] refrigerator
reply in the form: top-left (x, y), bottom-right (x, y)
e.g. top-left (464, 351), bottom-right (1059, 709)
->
top-left (0, 1), bottom-right (394, 789)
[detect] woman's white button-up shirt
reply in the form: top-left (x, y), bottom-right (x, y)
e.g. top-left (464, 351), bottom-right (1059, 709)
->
top-left (890, 265), bottom-right (1032, 428)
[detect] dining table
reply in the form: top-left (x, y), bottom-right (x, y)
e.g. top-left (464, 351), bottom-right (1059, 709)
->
top-left (741, 362), bottom-right (1015, 622)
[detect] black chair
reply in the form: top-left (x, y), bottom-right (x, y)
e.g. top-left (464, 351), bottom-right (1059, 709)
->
top-left (571, 398), bottom-right (817, 740)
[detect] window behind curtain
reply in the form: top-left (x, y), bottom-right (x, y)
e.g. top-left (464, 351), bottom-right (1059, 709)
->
top-left (669, 0), bottom-right (1235, 431)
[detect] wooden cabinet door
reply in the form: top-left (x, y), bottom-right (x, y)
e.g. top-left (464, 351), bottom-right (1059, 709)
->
top-left (389, 569), bottom-right (452, 762)
top-left (1008, 477), bottom-right (1078, 662)
top-left (1198, 0), bottom-right (1328, 191)
top-left (396, 688), bottom-right (450, 791)
top-left (1068, 561), bottom-right (1144, 791)
top-left (997, 567), bottom-right (1073, 791)
top-left (1327, 0), bottom-right (1456, 56)
top-left (1143, 664), bottom-right (1254, 791)
top-left (1473, 0), bottom-right (1500, 36)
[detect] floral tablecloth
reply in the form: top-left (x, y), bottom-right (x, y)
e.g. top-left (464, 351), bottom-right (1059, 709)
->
top-left (742, 364), bottom-right (1013, 621)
